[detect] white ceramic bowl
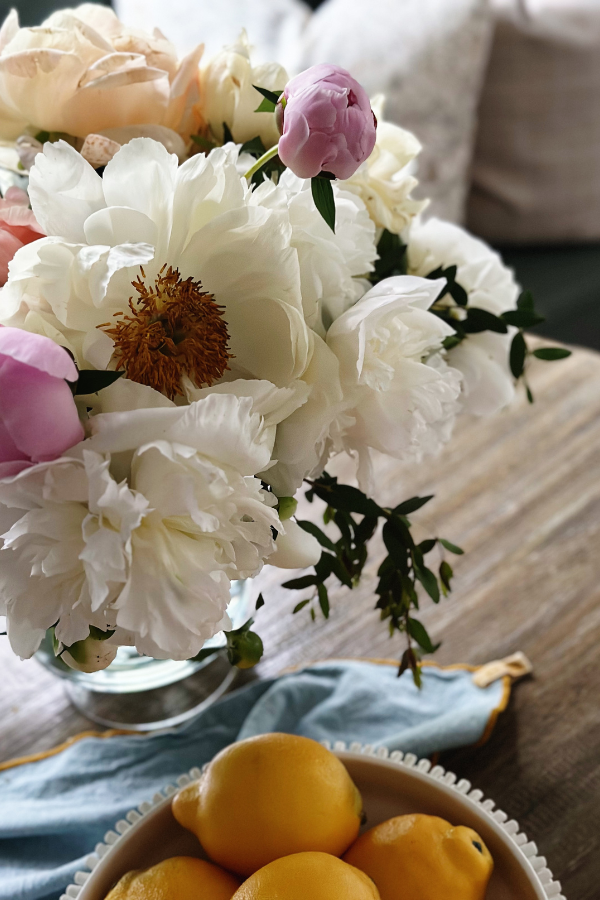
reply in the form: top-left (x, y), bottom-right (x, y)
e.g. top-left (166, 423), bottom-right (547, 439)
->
top-left (61, 742), bottom-right (564, 900)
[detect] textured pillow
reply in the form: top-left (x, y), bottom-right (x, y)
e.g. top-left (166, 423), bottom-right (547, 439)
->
top-left (467, 0), bottom-right (600, 243)
top-left (115, 0), bottom-right (493, 223)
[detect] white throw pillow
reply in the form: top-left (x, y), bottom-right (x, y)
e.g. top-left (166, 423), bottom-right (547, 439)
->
top-left (116, 0), bottom-right (493, 222)
top-left (468, 0), bottom-right (600, 243)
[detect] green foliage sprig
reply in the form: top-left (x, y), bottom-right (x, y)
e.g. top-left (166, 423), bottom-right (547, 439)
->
top-left (280, 471), bottom-right (463, 685)
top-left (369, 229), bottom-right (571, 401)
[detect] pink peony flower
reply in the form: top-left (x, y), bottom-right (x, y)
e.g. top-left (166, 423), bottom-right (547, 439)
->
top-left (0, 327), bottom-right (84, 479)
top-left (277, 64), bottom-right (377, 180)
top-left (0, 187), bottom-right (44, 285)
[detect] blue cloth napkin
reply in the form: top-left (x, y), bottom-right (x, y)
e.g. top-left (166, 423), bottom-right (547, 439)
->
top-left (0, 660), bottom-right (507, 900)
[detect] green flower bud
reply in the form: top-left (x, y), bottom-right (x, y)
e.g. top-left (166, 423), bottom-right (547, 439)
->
top-left (277, 496), bottom-right (297, 520)
top-left (61, 635), bottom-right (118, 673)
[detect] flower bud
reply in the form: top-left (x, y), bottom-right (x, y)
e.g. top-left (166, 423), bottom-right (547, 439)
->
top-left (61, 636), bottom-right (118, 673)
top-left (226, 625), bottom-right (264, 669)
top-left (277, 64), bottom-right (377, 180)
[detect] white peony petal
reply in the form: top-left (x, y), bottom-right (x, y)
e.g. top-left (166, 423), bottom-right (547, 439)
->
top-left (102, 138), bottom-right (178, 256)
top-left (28, 141), bottom-right (105, 243)
top-left (268, 519), bottom-right (321, 569)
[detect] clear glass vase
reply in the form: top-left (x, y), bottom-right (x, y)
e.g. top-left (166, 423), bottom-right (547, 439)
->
top-left (35, 580), bottom-right (253, 731)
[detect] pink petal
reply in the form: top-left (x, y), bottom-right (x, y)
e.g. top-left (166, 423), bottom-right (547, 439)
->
top-left (0, 326), bottom-right (79, 381)
top-left (0, 207), bottom-right (44, 243)
top-left (3, 186), bottom-right (30, 206)
top-left (0, 419), bottom-right (29, 464)
top-left (0, 460), bottom-right (33, 479)
top-left (0, 358), bottom-right (84, 462)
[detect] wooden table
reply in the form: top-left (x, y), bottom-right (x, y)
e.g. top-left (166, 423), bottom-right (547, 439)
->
top-left (2, 345), bottom-right (600, 900)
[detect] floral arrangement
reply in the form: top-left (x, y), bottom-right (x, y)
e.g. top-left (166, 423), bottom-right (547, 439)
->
top-left (0, 6), bottom-right (569, 680)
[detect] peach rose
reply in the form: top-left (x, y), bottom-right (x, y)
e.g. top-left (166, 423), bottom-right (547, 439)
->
top-left (0, 4), bottom-right (203, 141)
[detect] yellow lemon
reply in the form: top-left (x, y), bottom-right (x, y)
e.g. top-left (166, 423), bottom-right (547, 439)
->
top-left (104, 856), bottom-right (241, 900)
top-left (344, 814), bottom-right (494, 900)
top-left (172, 733), bottom-right (363, 876)
top-left (232, 852), bottom-right (380, 900)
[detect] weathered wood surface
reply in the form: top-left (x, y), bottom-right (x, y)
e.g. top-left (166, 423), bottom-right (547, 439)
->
top-left (1, 345), bottom-right (599, 899)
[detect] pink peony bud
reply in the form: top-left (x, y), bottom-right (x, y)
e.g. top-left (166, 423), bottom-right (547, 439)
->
top-left (277, 64), bottom-right (377, 180)
top-left (0, 327), bottom-right (84, 479)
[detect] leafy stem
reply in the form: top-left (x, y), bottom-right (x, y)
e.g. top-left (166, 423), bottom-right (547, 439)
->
top-left (280, 472), bottom-right (463, 685)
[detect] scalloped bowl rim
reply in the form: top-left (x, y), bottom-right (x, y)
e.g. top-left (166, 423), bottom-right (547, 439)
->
top-left (61, 740), bottom-right (565, 900)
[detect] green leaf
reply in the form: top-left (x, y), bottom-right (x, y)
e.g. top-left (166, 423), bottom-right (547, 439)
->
top-left (187, 646), bottom-right (220, 663)
top-left (526, 383), bottom-right (534, 404)
top-left (88, 626), bottom-right (115, 642)
top-left (282, 574), bottom-right (318, 590)
top-left (293, 598), bottom-right (311, 614)
top-left (414, 565), bottom-right (440, 603)
top-left (314, 552), bottom-right (335, 582)
top-left (510, 331), bottom-right (527, 379)
top-left (439, 560), bottom-right (453, 593)
top-left (532, 347), bottom-right (572, 361)
top-left (329, 554), bottom-right (353, 588)
top-left (371, 229), bottom-right (408, 283)
top-left (382, 520), bottom-right (408, 561)
top-left (253, 85), bottom-right (283, 106)
top-left (240, 135), bottom-right (266, 157)
top-left (297, 519), bottom-right (337, 552)
top-left (317, 583), bottom-right (330, 619)
top-left (502, 309), bottom-right (545, 328)
top-left (255, 97), bottom-right (278, 113)
top-left (418, 538), bottom-right (437, 555)
top-left (255, 593), bottom-right (265, 611)
top-left (427, 264), bottom-right (468, 307)
top-left (190, 134), bottom-right (218, 151)
top-left (74, 369), bottom-right (123, 395)
top-left (442, 334), bottom-right (464, 351)
top-left (439, 537), bottom-right (464, 555)
top-left (463, 308), bottom-right (508, 334)
top-left (323, 484), bottom-right (382, 517)
top-left (354, 515), bottom-right (378, 545)
top-left (393, 495), bottom-right (434, 516)
top-left (311, 176), bottom-right (336, 232)
top-left (517, 289), bottom-right (535, 311)
top-left (407, 617), bottom-right (439, 654)
top-left (222, 122), bottom-right (234, 144)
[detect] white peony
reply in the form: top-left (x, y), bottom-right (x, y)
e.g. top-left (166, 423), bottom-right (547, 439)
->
top-left (1, 137), bottom-right (312, 396)
top-left (0, 452), bottom-right (147, 658)
top-left (327, 275), bottom-right (462, 490)
top-left (344, 98), bottom-right (427, 236)
top-left (0, 5), bottom-right (202, 141)
top-left (408, 218), bottom-right (520, 416)
top-left (198, 31), bottom-right (287, 148)
top-left (247, 170), bottom-right (377, 494)
top-left (253, 169), bottom-right (377, 335)
top-left (0, 390), bottom-right (285, 661)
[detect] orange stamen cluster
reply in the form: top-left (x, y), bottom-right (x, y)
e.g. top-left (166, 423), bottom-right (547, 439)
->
top-left (100, 265), bottom-right (232, 400)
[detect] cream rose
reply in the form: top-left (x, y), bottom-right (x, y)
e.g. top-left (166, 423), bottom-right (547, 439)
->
top-left (0, 4), bottom-right (202, 141)
top-left (344, 97), bottom-right (427, 235)
top-left (198, 31), bottom-right (287, 147)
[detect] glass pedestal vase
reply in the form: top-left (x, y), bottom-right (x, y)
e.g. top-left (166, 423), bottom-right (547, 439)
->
top-left (35, 580), bottom-right (252, 731)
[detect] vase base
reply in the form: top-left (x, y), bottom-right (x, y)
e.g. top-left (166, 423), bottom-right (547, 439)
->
top-left (64, 652), bottom-right (238, 731)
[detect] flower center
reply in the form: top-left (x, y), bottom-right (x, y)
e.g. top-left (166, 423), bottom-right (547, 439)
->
top-left (100, 265), bottom-right (233, 400)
